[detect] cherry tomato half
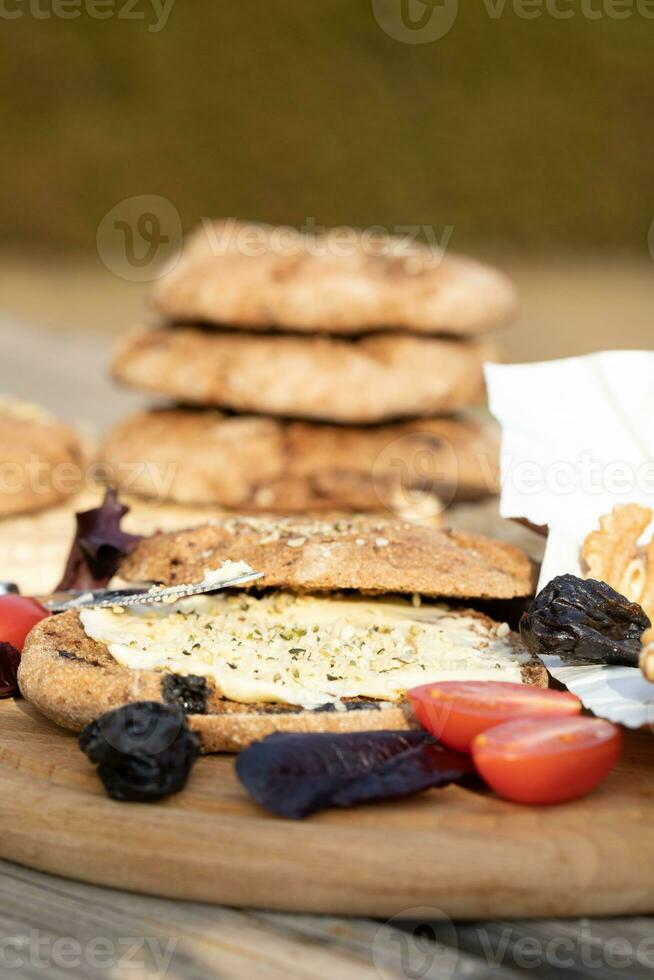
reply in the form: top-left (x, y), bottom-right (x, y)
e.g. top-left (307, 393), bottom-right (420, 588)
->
top-left (472, 716), bottom-right (622, 805)
top-left (407, 681), bottom-right (581, 753)
top-left (0, 595), bottom-right (49, 651)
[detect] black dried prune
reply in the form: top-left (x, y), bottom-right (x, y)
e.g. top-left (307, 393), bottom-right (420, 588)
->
top-left (79, 701), bottom-right (200, 802)
top-left (162, 673), bottom-right (208, 714)
top-left (520, 574), bottom-right (650, 667)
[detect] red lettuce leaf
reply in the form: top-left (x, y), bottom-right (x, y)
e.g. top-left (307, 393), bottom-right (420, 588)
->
top-left (57, 488), bottom-right (141, 591)
top-left (0, 643), bottom-right (21, 698)
top-left (235, 729), bottom-right (473, 819)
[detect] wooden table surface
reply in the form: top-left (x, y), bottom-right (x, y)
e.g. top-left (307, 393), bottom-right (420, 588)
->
top-left (2, 317), bottom-right (654, 979)
top-left (3, 858), bottom-right (654, 979)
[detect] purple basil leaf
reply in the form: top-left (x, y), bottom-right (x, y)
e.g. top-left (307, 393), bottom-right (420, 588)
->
top-left (235, 729), bottom-right (473, 819)
top-left (57, 488), bottom-right (142, 591)
top-left (0, 643), bottom-right (21, 698)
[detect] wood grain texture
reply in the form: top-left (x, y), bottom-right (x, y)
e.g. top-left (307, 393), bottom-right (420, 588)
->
top-left (0, 861), bottom-right (390, 979)
top-left (2, 859), bottom-right (654, 979)
top-left (0, 700), bottom-right (653, 920)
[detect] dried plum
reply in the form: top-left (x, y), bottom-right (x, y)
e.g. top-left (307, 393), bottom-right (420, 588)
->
top-left (79, 701), bottom-right (200, 802)
top-left (57, 488), bottom-right (141, 591)
top-left (0, 643), bottom-right (20, 698)
top-left (520, 574), bottom-right (650, 667)
top-left (235, 729), bottom-right (473, 819)
top-left (162, 673), bottom-right (208, 714)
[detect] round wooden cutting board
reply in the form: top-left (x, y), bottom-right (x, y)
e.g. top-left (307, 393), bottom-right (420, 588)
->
top-left (1, 699), bottom-right (654, 919)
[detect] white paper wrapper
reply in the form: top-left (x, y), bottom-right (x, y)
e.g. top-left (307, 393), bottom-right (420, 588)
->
top-left (485, 352), bottom-right (654, 728)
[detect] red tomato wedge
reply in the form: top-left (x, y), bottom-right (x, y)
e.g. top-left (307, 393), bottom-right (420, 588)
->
top-left (0, 595), bottom-right (49, 652)
top-left (407, 681), bottom-right (581, 753)
top-left (472, 716), bottom-right (622, 805)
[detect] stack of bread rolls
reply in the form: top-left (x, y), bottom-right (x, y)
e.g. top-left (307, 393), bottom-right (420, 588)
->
top-left (103, 220), bottom-right (514, 518)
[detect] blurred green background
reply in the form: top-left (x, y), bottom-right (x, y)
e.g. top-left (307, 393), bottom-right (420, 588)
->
top-left (1, 0), bottom-right (651, 252)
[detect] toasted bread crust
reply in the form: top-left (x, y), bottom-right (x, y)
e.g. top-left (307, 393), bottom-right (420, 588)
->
top-left (119, 516), bottom-right (535, 600)
top-left (111, 326), bottom-right (496, 424)
top-left (101, 408), bottom-right (498, 511)
top-left (19, 610), bottom-right (547, 753)
top-left (152, 220), bottom-right (516, 335)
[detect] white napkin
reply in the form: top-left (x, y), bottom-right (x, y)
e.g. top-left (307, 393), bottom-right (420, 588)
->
top-left (485, 352), bottom-right (654, 728)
